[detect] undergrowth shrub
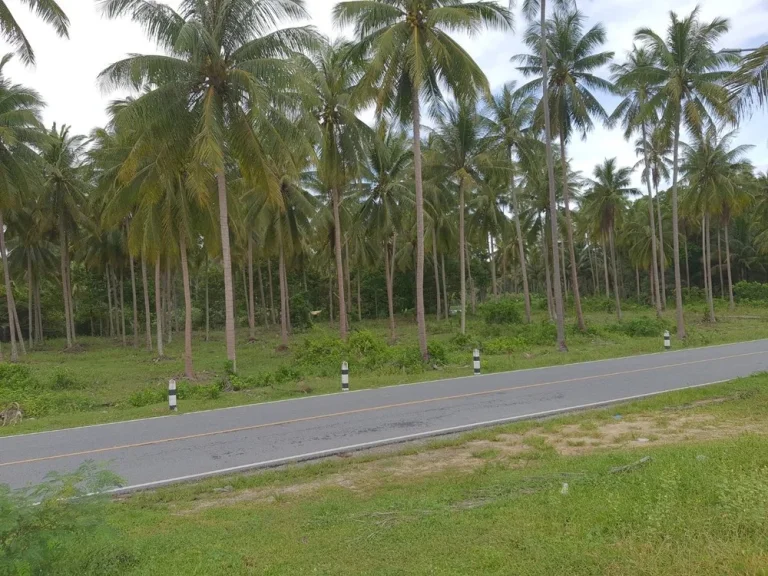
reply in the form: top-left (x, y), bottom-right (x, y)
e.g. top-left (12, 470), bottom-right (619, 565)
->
top-left (479, 297), bottom-right (523, 325)
top-left (733, 281), bottom-right (768, 303)
top-left (609, 317), bottom-right (667, 338)
top-left (483, 336), bottom-right (528, 355)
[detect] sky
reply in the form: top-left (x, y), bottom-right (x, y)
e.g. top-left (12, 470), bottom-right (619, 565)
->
top-left (2, 0), bottom-right (767, 188)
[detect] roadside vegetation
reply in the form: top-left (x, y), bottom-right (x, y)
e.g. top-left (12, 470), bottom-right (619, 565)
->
top-left (6, 372), bottom-right (768, 574)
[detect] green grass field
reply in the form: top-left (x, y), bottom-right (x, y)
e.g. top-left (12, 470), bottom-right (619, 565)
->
top-left (1, 298), bottom-right (767, 435)
top-left (48, 372), bottom-right (768, 575)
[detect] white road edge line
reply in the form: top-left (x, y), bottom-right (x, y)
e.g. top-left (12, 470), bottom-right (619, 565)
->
top-left (6, 338), bottom-right (766, 440)
top-left (107, 377), bottom-right (730, 494)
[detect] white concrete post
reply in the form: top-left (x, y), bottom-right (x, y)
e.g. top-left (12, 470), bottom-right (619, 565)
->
top-left (341, 361), bottom-right (349, 392)
top-left (473, 349), bottom-right (481, 375)
top-left (168, 379), bottom-right (177, 411)
top-left (664, 331), bottom-right (671, 350)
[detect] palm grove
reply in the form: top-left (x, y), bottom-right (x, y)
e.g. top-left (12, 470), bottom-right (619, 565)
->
top-left (0, 0), bottom-right (766, 377)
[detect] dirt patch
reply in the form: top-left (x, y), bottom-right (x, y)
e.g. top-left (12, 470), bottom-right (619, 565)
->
top-left (172, 407), bottom-right (768, 516)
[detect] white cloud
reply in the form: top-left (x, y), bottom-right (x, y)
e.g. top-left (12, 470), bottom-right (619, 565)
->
top-left (2, 0), bottom-right (766, 184)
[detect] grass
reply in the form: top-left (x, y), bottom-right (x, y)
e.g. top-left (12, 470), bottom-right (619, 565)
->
top-left (1, 298), bottom-right (767, 435)
top-left (54, 372), bottom-right (768, 575)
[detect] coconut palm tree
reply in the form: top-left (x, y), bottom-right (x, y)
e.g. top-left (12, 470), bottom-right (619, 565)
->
top-left (334, 0), bottom-right (513, 360)
top-left (634, 7), bottom-right (736, 338)
top-left (100, 0), bottom-right (319, 372)
top-left (41, 123), bottom-right (87, 349)
top-left (483, 82), bottom-right (536, 322)
top-left (582, 158), bottom-right (636, 321)
top-left (517, 0), bottom-right (571, 351)
top-left (728, 43), bottom-right (768, 114)
top-left (428, 100), bottom-right (504, 334)
top-left (0, 54), bottom-right (44, 360)
top-left (514, 8), bottom-right (614, 332)
top-left (358, 126), bottom-right (413, 341)
top-left (0, 0), bottom-right (69, 65)
top-left (682, 130), bottom-right (753, 316)
top-left (306, 38), bottom-right (372, 341)
top-left (611, 46), bottom-right (663, 318)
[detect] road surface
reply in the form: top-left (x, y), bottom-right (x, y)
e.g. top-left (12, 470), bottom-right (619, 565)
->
top-left (2, 339), bottom-right (768, 491)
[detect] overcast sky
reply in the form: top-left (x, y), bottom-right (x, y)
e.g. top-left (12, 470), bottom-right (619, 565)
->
top-left (3, 0), bottom-right (767, 188)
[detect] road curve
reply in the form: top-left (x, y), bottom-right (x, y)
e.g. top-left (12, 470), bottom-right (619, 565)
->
top-left (2, 339), bottom-right (768, 491)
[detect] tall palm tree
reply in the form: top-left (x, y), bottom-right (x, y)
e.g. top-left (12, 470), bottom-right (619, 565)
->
top-left (0, 54), bottom-right (44, 361)
top-left (518, 0), bottom-right (569, 351)
top-left (682, 130), bottom-right (753, 315)
top-left (483, 82), bottom-right (536, 322)
top-left (728, 43), bottom-right (768, 114)
top-left (634, 7), bottom-right (735, 339)
top-left (307, 39), bottom-right (371, 341)
top-left (611, 46), bottom-right (663, 318)
top-left (514, 8), bottom-right (614, 332)
top-left (358, 126), bottom-right (413, 341)
top-left (100, 0), bottom-right (318, 372)
top-left (41, 123), bottom-right (87, 349)
top-left (334, 0), bottom-right (513, 360)
top-left (582, 158), bottom-right (635, 321)
top-left (428, 101), bottom-right (502, 334)
top-left (0, 0), bottom-right (69, 65)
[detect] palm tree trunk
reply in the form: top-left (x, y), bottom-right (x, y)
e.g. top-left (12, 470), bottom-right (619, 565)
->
top-left (331, 187), bottom-right (347, 340)
top-left (702, 218), bottom-right (711, 320)
top-left (725, 222), bottom-right (735, 310)
top-left (328, 274), bottom-right (334, 325)
top-left (559, 135), bottom-right (584, 330)
top-left (106, 266), bottom-right (114, 337)
top-left (129, 251), bottom-right (139, 348)
top-left (154, 259), bottom-right (164, 357)
top-left (684, 233), bottom-right (690, 291)
top-left (542, 230), bottom-right (554, 321)
top-left (590, 245), bottom-right (599, 296)
top-left (459, 177), bottom-right (467, 334)
top-left (509, 162), bottom-right (531, 323)
top-left (635, 266), bottom-right (640, 302)
top-left (35, 282), bottom-right (43, 343)
top-left (717, 227), bottom-right (724, 299)
top-left (165, 255), bottom-right (172, 345)
top-left (247, 236), bottom-right (256, 341)
top-left (12, 304), bottom-right (24, 355)
top-left (357, 273), bottom-right (362, 322)
top-left (242, 267), bottom-right (249, 327)
top-left (609, 226), bottom-right (622, 321)
top-left (278, 232), bottom-right (289, 348)
top-left (655, 183), bottom-right (667, 308)
top-left (641, 122), bottom-right (662, 318)
top-left (432, 232), bottom-right (441, 320)
top-left (345, 242), bottom-right (352, 325)
top-left (204, 254), bottom-right (210, 339)
top-left (540, 0), bottom-right (566, 350)
top-left (706, 215), bottom-right (716, 323)
top-left (267, 258), bottom-right (276, 325)
top-left (411, 95), bottom-right (429, 361)
top-left (215, 170), bottom-right (237, 371)
top-left (467, 243), bottom-right (476, 314)
top-left (258, 264), bottom-right (268, 327)
top-left (560, 238), bottom-right (568, 302)
top-left (179, 235), bottom-right (194, 378)
top-left (119, 267), bottom-right (127, 346)
top-left (59, 215), bottom-right (72, 348)
top-left (670, 115), bottom-right (686, 338)
top-left (0, 250), bottom-right (20, 356)
top-left (602, 240), bottom-right (610, 298)
top-left (384, 238), bottom-right (396, 342)
top-left (489, 235), bottom-right (497, 297)
top-left (141, 255), bottom-right (152, 351)
top-left (441, 254), bottom-right (449, 320)
top-left (27, 255), bottom-right (33, 350)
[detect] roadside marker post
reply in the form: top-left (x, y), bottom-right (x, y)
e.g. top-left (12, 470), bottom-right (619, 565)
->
top-left (168, 379), bottom-right (177, 411)
top-left (473, 349), bottom-right (481, 375)
top-left (664, 331), bottom-right (671, 350)
top-left (341, 362), bottom-right (349, 392)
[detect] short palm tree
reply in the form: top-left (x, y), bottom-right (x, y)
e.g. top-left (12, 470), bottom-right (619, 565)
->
top-left (514, 8), bottom-right (614, 332)
top-left (634, 7), bottom-right (736, 338)
top-left (100, 0), bottom-right (318, 372)
top-left (483, 82), bottom-right (536, 323)
top-left (334, 0), bottom-right (513, 360)
top-left (0, 0), bottom-right (69, 65)
top-left (582, 158), bottom-right (636, 321)
top-left (0, 54), bottom-right (45, 361)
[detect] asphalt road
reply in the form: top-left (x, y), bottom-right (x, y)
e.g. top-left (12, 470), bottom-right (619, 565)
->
top-left (2, 339), bottom-right (768, 491)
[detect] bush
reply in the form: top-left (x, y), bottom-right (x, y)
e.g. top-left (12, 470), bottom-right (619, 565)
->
top-left (479, 297), bottom-right (523, 325)
top-left (348, 330), bottom-right (386, 357)
top-left (0, 463), bottom-right (124, 575)
top-left (609, 316), bottom-right (667, 338)
top-left (295, 334), bottom-right (345, 367)
top-left (733, 281), bottom-right (768, 303)
top-left (580, 297), bottom-right (615, 313)
top-left (427, 342), bottom-right (448, 365)
top-left (0, 364), bottom-right (37, 391)
top-left (484, 336), bottom-right (528, 355)
top-left (289, 292), bottom-right (313, 330)
top-left (129, 387), bottom-right (165, 408)
top-left (520, 322), bottom-right (557, 346)
top-left (49, 369), bottom-right (85, 391)
top-left (448, 331), bottom-right (482, 351)
top-left (18, 393), bottom-right (97, 418)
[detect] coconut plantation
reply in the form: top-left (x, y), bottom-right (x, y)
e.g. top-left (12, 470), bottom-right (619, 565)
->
top-left (1, 0), bottom-right (768, 574)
